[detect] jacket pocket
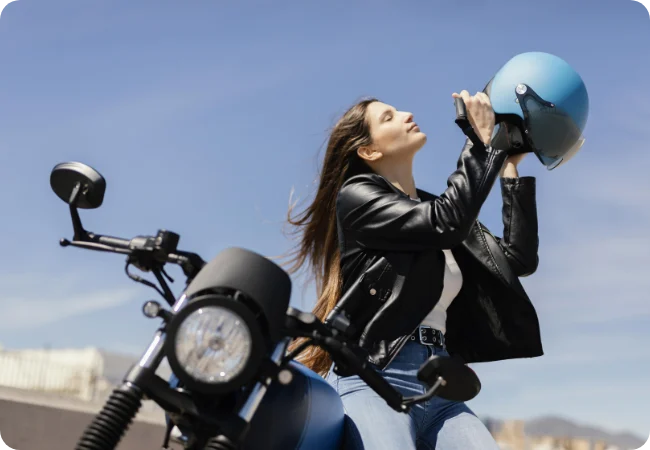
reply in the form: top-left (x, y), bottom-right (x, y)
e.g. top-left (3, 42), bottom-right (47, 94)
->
top-left (335, 257), bottom-right (391, 340)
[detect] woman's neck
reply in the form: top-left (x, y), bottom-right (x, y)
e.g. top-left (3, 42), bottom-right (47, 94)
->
top-left (390, 177), bottom-right (417, 199)
top-left (374, 158), bottom-right (417, 199)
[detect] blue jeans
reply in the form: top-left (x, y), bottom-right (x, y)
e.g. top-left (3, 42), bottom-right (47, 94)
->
top-left (324, 340), bottom-right (500, 450)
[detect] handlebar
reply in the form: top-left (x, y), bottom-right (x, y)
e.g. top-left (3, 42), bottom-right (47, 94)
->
top-left (97, 235), bottom-right (131, 248)
top-left (285, 308), bottom-right (474, 413)
top-left (61, 229), bottom-right (205, 280)
top-left (284, 309), bottom-right (405, 412)
top-left (323, 337), bottom-right (406, 412)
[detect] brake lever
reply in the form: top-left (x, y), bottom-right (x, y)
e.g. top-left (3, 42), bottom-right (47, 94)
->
top-left (60, 238), bottom-right (130, 255)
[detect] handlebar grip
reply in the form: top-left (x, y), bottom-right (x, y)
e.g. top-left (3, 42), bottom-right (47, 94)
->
top-left (97, 235), bottom-right (131, 249)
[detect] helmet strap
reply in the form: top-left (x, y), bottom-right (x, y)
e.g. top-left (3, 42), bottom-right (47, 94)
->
top-left (492, 121), bottom-right (529, 155)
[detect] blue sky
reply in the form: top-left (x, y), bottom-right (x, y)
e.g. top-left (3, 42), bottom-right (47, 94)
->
top-left (0, 0), bottom-right (648, 440)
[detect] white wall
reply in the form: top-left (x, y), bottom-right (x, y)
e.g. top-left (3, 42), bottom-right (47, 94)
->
top-left (0, 348), bottom-right (104, 401)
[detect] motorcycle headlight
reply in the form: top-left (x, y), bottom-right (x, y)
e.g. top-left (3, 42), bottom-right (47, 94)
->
top-left (165, 294), bottom-right (265, 394)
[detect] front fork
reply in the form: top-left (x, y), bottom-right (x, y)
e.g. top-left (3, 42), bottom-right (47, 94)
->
top-left (75, 289), bottom-right (293, 450)
top-left (74, 294), bottom-right (191, 450)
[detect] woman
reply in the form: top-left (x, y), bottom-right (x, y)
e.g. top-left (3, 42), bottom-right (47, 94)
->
top-left (285, 90), bottom-right (543, 450)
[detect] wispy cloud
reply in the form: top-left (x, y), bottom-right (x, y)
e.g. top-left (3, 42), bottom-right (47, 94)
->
top-left (0, 275), bottom-right (141, 331)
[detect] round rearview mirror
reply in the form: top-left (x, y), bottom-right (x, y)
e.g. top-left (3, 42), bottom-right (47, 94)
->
top-left (417, 355), bottom-right (481, 402)
top-left (50, 162), bottom-right (106, 209)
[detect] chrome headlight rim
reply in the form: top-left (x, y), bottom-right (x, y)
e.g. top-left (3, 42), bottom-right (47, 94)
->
top-left (165, 293), bottom-right (265, 395)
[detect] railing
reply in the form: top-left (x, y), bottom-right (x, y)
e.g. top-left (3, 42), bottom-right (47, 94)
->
top-left (0, 350), bottom-right (168, 420)
top-left (0, 352), bottom-right (102, 401)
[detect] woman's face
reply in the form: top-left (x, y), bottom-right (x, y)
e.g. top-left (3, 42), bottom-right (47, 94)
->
top-left (360, 101), bottom-right (427, 162)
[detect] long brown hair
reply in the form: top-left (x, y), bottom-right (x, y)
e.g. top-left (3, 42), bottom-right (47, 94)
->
top-left (283, 98), bottom-right (378, 376)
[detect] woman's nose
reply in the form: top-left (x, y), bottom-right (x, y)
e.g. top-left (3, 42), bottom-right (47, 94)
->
top-left (404, 113), bottom-right (414, 123)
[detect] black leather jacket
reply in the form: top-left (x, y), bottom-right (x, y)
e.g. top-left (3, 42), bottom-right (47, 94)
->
top-left (328, 139), bottom-right (543, 371)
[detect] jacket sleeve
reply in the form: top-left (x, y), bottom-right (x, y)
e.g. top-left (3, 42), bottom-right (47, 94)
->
top-left (337, 139), bottom-right (508, 251)
top-left (496, 176), bottom-right (539, 277)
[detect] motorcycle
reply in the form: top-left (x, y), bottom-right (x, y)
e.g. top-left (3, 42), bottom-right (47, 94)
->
top-left (50, 161), bottom-right (481, 450)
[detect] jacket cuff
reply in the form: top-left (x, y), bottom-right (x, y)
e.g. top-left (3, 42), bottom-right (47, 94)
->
top-left (500, 176), bottom-right (536, 208)
top-left (500, 176), bottom-right (536, 188)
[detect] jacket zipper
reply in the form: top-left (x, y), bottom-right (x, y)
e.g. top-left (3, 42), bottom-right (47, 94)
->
top-left (475, 219), bottom-right (509, 286)
top-left (478, 220), bottom-right (497, 240)
top-left (382, 222), bottom-right (490, 370)
top-left (379, 219), bottom-right (511, 370)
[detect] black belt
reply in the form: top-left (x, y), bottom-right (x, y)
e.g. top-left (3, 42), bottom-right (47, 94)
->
top-left (410, 325), bottom-right (445, 348)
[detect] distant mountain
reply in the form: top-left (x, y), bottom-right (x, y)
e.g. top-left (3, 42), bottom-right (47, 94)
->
top-left (483, 415), bottom-right (645, 450)
top-left (526, 416), bottom-right (645, 450)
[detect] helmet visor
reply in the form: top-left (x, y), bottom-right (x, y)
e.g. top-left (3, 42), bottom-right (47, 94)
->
top-left (517, 85), bottom-right (585, 170)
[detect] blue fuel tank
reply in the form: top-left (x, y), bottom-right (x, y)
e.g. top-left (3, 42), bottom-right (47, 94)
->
top-left (168, 361), bottom-right (346, 450)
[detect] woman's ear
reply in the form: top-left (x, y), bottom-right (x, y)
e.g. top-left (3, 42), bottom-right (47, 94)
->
top-left (357, 145), bottom-right (383, 162)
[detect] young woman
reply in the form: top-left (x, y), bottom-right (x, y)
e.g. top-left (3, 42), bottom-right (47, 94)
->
top-left (285, 90), bottom-right (543, 450)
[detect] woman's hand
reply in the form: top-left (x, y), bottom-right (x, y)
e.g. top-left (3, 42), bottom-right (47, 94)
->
top-left (452, 90), bottom-right (495, 146)
top-left (500, 153), bottom-right (527, 178)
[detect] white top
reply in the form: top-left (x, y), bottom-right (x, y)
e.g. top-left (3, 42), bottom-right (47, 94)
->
top-left (420, 249), bottom-right (463, 334)
top-left (411, 196), bottom-right (464, 334)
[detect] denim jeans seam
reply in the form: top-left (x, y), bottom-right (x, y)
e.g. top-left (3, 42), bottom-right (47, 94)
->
top-left (420, 399), bottom-right (429, 436)
top-left (416, 437), bottom-right (436, 450)
top-left (335, 375), bottom-right (366, 449)
top-left (419, 345), bottom-right (431, 435)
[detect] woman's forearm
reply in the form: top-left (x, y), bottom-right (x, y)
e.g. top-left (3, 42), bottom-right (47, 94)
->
top-left (500, 161), bottom-right (519, 178)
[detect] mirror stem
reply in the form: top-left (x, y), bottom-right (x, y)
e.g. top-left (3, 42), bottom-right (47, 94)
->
top-left (69, 182), bottom-right (88, 240)
top-left (401, 376), bottom-right (447, 407)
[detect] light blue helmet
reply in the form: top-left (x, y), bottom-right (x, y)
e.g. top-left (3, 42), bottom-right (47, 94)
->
top-left (484, 52), bottom-right (589, 170)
